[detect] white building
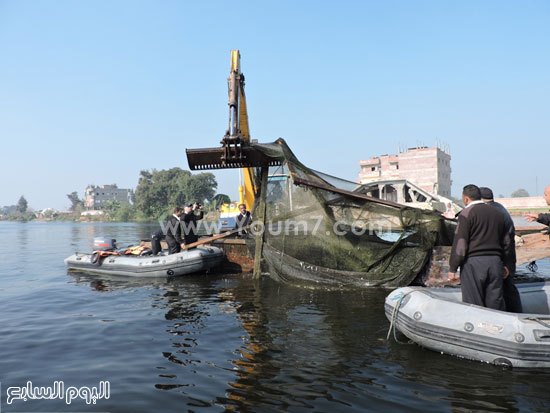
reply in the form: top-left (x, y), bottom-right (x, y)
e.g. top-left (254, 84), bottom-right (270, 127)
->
top-left (84, 185), bottom-right (133, 210)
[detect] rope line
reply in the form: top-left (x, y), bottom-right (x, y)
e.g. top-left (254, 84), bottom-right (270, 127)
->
top-left (386, 289), bottom-right (417, 344)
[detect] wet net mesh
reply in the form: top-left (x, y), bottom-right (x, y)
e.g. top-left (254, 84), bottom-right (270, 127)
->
top-left (249, 139), bottom-right (455, 289)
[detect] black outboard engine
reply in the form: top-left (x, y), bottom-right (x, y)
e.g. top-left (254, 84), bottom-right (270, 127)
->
top-left (93, 238), bottom-right (117, 251)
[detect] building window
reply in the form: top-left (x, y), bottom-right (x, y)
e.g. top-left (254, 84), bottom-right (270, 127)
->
top-left (371, 167), bottom-right (375, 171)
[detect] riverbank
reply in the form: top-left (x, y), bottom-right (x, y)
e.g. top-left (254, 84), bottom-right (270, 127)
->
top-left (0, 211), bottom-right (221, 224)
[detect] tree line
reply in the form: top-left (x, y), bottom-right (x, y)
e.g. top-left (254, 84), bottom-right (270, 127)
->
top-left (3, 173), bottom-right (536, 222)
top-left (1, 167), bottom-right (229, 222)
top-left (0, 196), bottom-right (35, 221)
top-left (65, 167), bottom-right (226, 222)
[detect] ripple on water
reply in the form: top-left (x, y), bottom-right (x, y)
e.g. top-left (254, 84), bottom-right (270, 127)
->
top-left (1, 222), bottom-right (550, 412)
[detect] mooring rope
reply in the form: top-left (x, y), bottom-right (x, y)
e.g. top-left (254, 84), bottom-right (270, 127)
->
top-left (386, 289), bottom-right (417, 344)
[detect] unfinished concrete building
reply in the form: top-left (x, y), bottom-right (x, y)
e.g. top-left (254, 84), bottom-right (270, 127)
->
top-left (358, 145), bottom-right (452, 198)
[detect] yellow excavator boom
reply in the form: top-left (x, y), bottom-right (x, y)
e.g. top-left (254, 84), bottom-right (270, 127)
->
top-left (229, 50), bottom-right (255, 210)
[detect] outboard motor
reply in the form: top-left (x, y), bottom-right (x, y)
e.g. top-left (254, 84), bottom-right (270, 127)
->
top-left (93, 238), bottom-right (117, 251)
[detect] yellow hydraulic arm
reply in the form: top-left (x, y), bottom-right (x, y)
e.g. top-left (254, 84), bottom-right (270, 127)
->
top-left (228, 50), bottom-right (255, 210)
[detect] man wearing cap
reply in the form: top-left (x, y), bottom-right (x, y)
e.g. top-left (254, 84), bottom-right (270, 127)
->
top-left (525, 185), bottom-right (550, 226)
top-left (182, 202), bottom-right (204, 245)
top-left (480, 186), bottom-right (523, 312)
top-left (449, 184), bottom-right (514, 310)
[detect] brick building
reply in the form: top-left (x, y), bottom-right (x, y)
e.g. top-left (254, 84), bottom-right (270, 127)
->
top-left (358, 145), bottom-right (452, 198)
top-left (84, 185), bottom-right (134, 210)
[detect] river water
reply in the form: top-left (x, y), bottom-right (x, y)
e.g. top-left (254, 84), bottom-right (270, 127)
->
top-left (1, 221), bottom-right (549, 412)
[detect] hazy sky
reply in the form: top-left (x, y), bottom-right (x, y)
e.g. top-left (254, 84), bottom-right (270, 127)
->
top-left (1, 0), bottom-right (549, 210)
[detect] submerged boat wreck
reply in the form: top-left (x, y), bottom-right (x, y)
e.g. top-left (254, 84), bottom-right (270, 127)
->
top-left (385, 282), bottom-right (550, 368)
top-left (187, 50), bottom-right (455, 288)
top-left (189, 137), bottom-right (456, 288)
top-left (253, 141), bottom-right (458, 288)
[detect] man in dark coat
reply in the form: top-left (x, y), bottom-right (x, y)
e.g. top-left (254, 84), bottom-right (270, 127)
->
top-left (235, 203), bottom-right (251, 236)
top-left (165, 207), bottom-right (185, 254)
top-left (449, 184), bottom-right (514, 310)
top-left (480, 187), bottom-right (523, 312)
top-left (525, 185), bottom-right (550, 225)
top-left (182, 203), bottom-right (204, 245)
top-left (151, 229), bottom-right (165, 255)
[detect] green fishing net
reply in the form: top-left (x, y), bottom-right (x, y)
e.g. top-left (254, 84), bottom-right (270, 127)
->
top-left (248, 139), bottom-right (455, 289)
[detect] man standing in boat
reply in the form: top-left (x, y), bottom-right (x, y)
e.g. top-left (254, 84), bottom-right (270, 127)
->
top-left (525, 185), bottom-right (550, 225)
top-left (480, 187), bottom-right (523, 312)
top-left (165, 207), bottom-right (185, 254)
top-left (449, 184), bottom-right (514, 310)
top-left (182, 202), bottom-right (204, 245)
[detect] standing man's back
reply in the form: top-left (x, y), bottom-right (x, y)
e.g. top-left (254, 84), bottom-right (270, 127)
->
top-left (449, 185), bottom-right (513, 310)
top-left (480, 186), bottom-right (522, 312)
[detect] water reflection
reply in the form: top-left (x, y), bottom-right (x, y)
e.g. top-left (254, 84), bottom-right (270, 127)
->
top-left (64, 244), bottom-right (550, 412)
top-left (387, 339), bottom-right (521, 412)
top-left (16, 222), bottom-right (29, 250)
top-left (214, 281), bottom-right (392, 411)
top-left (70, 224), bottom-right (81, 251)
top-left (67, 270), bottom-right (539, 412)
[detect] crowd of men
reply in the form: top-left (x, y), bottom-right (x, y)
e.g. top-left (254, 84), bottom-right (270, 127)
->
top-left (449, 184), bottom-right (550, 312)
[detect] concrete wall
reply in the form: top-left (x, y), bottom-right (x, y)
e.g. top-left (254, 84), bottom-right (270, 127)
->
top-left (494, 196), bottom-right (547, 210)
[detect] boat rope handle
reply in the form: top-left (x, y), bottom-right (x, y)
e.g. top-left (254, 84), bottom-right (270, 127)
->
top-left (386, 290), bottom-right (416, 344)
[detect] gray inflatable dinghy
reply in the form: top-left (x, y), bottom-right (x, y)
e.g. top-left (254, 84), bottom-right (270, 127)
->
top-left (385, 282), bottom-right (550, 368)
top-left (65, 246), bottom-right (224, 277)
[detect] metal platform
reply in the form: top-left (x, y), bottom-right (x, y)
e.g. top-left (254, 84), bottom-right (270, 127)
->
top-left (186, 146), bottom-right (282, 170)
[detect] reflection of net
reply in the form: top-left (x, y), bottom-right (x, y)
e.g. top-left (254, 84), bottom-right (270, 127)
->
top-left (250, 139), bottom-right (454, 288)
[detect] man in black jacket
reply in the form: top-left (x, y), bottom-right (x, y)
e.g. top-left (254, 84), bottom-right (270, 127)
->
top-left (165, 207), bottom-right (185, 254)
top-left (449, 184), bottom-right (514, 310)
top-left (182, 203), bottom-right (204, 245)
top-left (525, 185), bottom-right (550, 225)
top-left (480, 187), bottom-right (523, 312)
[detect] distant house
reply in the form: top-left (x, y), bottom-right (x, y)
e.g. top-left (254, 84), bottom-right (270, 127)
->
top-left (84, 185), bottom-right (134, 210)
top-left (38, 208), bottom-right (58, 219)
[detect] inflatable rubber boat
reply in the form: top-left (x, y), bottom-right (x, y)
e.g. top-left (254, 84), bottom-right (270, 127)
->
top-left (385, 282), bottom-right (550, 368)
top-left (65, 246), bottom-right (224, 277)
